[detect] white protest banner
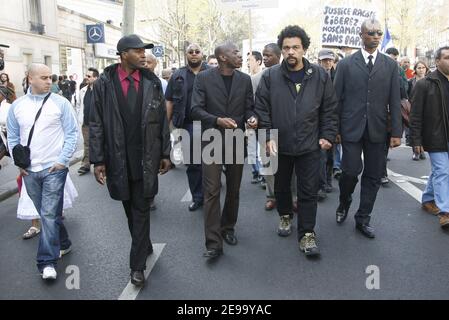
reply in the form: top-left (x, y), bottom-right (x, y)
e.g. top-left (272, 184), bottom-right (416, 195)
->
top-left (220, 0), bottom-right (279, 10)
top-left (321, 6), bottom-right (376, 48)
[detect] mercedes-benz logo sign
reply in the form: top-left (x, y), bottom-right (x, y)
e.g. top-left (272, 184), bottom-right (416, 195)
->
top-left (154, 47), bottom-right (163, 55)
top-left (89, 26), bottom-right (103, 42)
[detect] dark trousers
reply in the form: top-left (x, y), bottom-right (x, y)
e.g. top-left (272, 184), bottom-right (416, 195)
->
top-left (383, 132), bottom-right (392, 178)
top-left (122, 179), bottom-right (152, 271)
top-left (339, 129), bottom-right (386, 225)
top-left (184, 123), bottom-right (203, 203)
top-left (203, 163), bottom-right (243, 250)
top-left (320, 148), bottom-right (334, 189)
top-left (275, 151), bottom-right (321, 240)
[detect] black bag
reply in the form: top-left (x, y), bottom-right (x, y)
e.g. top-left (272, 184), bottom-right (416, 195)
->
top-left (12, 93), bottom-right (51, 169)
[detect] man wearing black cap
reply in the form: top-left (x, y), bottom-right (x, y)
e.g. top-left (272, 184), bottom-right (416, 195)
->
top-left (90, 34), bottom-right (172, 286)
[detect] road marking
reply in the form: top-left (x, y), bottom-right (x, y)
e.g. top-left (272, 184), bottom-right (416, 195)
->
top-left (118, 243), bottom-right (166, 300)
top-left (181, 189), bottom-right (192, 202)
top-left (387, 169), bottom-right (423, 202)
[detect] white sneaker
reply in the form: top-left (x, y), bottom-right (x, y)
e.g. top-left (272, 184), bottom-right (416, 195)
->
top-left (59, 246), bottom-right (72, 258)
top-left (42, 266), bottom-right (57, 280)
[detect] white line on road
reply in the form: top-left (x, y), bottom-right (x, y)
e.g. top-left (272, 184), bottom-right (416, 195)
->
top-left (181, 189), bottom-right (192, 202)
top-left (387, 169), bottom-right (423, 202)
top-left (118, 243), bottom-right (166, 300)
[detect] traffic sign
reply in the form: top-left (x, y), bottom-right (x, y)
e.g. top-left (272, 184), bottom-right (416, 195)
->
top-left (152, 45), bottom-right (164, 58)
top-left (86, 24), bottom-right (105, 44)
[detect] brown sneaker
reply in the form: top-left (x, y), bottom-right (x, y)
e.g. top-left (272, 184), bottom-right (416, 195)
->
top-left (439, 213), bottom-right (449, 229)
top-left (422, 201), bottom-right (440, 215)
top-left (265, 200), bottom-right (276, 211)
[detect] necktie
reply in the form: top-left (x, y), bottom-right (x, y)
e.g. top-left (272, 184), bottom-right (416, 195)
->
top-left (367, 55), bottom-right (374, 73)
top-left (127, 75), bottom-right (137, 113)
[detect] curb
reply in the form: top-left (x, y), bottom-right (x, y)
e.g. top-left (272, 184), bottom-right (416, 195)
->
top-left (0, 154), bottom-right (83, 202)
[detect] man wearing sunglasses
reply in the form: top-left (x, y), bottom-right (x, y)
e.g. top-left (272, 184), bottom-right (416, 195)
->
top-left (333, 18), bottom-right (402, 239)
top-left (76, 68), bottom-right (99, 176)
top-left (165, 44), bottom-right (209, 212)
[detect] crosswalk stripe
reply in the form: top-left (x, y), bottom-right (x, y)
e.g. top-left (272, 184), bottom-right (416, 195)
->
top-left (118, 243), bottom-right (166, 300)
top-left (388, 169), bottom-right (423, 202)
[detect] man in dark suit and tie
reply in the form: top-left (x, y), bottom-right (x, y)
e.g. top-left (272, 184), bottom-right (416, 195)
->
top-left (333, 18), bottom-right (402, 238)
top-left (191, 43), bottom-right (257, 259)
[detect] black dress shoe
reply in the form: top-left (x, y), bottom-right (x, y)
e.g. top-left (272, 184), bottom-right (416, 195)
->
top-left (336, 200), bottom-right (352, 224)
top-left (188, 201), bottom-right (203, 211)
top-left (356, 224), bottom-right (375, 238)
top-left (222, 233), bottom-right (238, 246)
top-left (130, 270), bottom-right (145, 286)
top-left (203, 248), bottom-right (223, 258)
top-left (147, 244), bottom-right (154, 256)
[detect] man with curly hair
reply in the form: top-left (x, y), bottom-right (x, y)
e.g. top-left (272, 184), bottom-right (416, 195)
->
top-left (255, 25), bottom-right (338, 256)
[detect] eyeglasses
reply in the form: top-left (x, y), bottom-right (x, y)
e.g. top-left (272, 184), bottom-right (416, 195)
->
top-left (188, 50), bottom-right (201, 55)
top-left (366, 30), bottom-right (383, 37)
top-left (282, 45), bottom-right (302, 52)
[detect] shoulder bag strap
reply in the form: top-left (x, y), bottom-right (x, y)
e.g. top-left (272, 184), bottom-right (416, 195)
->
top-left (26, 92), bottom-right (52, 147)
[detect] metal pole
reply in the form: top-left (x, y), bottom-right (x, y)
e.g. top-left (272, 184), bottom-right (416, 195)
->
top-left (122, 0), bottom-right (135, 36)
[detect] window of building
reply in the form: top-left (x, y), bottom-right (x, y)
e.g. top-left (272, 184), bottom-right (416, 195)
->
top-left (29, 0), bottom-right (45, 35)
top-left (44, 56), bottom-right (52, 68)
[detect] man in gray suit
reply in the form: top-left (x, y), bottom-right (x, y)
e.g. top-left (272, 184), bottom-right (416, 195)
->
top-left (191, 43), bottom-right (257, 259)
top-left (333, 18), bottom-right (402, 238)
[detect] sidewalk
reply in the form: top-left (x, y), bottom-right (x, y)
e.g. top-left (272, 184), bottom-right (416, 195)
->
top-left (0, 150), bottom-right (83, 202)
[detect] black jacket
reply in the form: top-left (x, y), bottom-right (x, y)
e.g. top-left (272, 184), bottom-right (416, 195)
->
top-left (89, 64), bottom-right (171, 200)
top-left (410, 71), bottom-right (449, 152)
top-left (334, 50), bottom-right (402, 143)
top-left (167, 63), bottom-right (209, 128)
top-left (255, 59), bottom-right (338, 156)
top-left (190, 67), bottom-right (256, 163)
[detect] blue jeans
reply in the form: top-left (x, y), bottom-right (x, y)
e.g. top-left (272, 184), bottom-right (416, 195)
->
top-left (422, 144), bottom-right (449, 213)
top-left (24, 168), bottom-right (71, 272)
top-left (334, 144), bottom-right (342, 170)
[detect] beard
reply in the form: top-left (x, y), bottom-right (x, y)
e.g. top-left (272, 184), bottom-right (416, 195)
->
top-left (188, 60), bottom-right (202, 68)
top-left (286, 57), bottom-right (299, 68)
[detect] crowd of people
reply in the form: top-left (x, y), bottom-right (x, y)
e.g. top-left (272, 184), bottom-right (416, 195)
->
top-left (1, 17), bottom-right (448, 287)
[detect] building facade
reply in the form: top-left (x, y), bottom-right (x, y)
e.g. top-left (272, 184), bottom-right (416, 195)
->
top-left (0, 0), bottom-right (60, 94)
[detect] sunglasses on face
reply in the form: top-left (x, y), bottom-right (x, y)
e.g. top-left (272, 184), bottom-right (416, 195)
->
top-left (366, 30), bottom-right (383, 37)
top-left (188, 50), bottom-right (201, 55)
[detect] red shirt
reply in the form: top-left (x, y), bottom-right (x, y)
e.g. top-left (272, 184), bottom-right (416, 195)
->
top-left (117, 65), bottom-right (141, 98)
top-left (405, 68), bottom-right (415, 80)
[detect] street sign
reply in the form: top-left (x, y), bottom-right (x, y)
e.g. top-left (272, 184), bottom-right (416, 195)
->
top-left (152, 45), bottom-right (164, 58)
top-left (220, 0), bottom-right (279, 9)
top-left (86, 24), bottom-right (105, 44)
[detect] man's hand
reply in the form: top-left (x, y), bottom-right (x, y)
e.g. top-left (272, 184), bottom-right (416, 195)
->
top-left (159, 159), bottom-right (171, 175)
top-left (390, 137), bottom-right (402, 148)
top-left (246, 116), bottom-right (258, 129)
top-left (217, 117), bottom-right (238, 129)
top-left (94, 165), bottom-right (107, 185)
top-left (335, 134), bottom-right (341, 144)
top-left (319, 139), bottom-right (332, 150)
top-left (414, 146), bottom-right (425, 154)
top-left (266, 139), bottom-right (278, 156)
top-left (19, 168), bottom-right (28, 177)
top-left (49, 163), bottom-right (66, 173)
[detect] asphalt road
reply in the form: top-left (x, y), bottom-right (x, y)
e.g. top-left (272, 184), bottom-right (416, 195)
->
top-left (0, 145), bottom-right (448, 300)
